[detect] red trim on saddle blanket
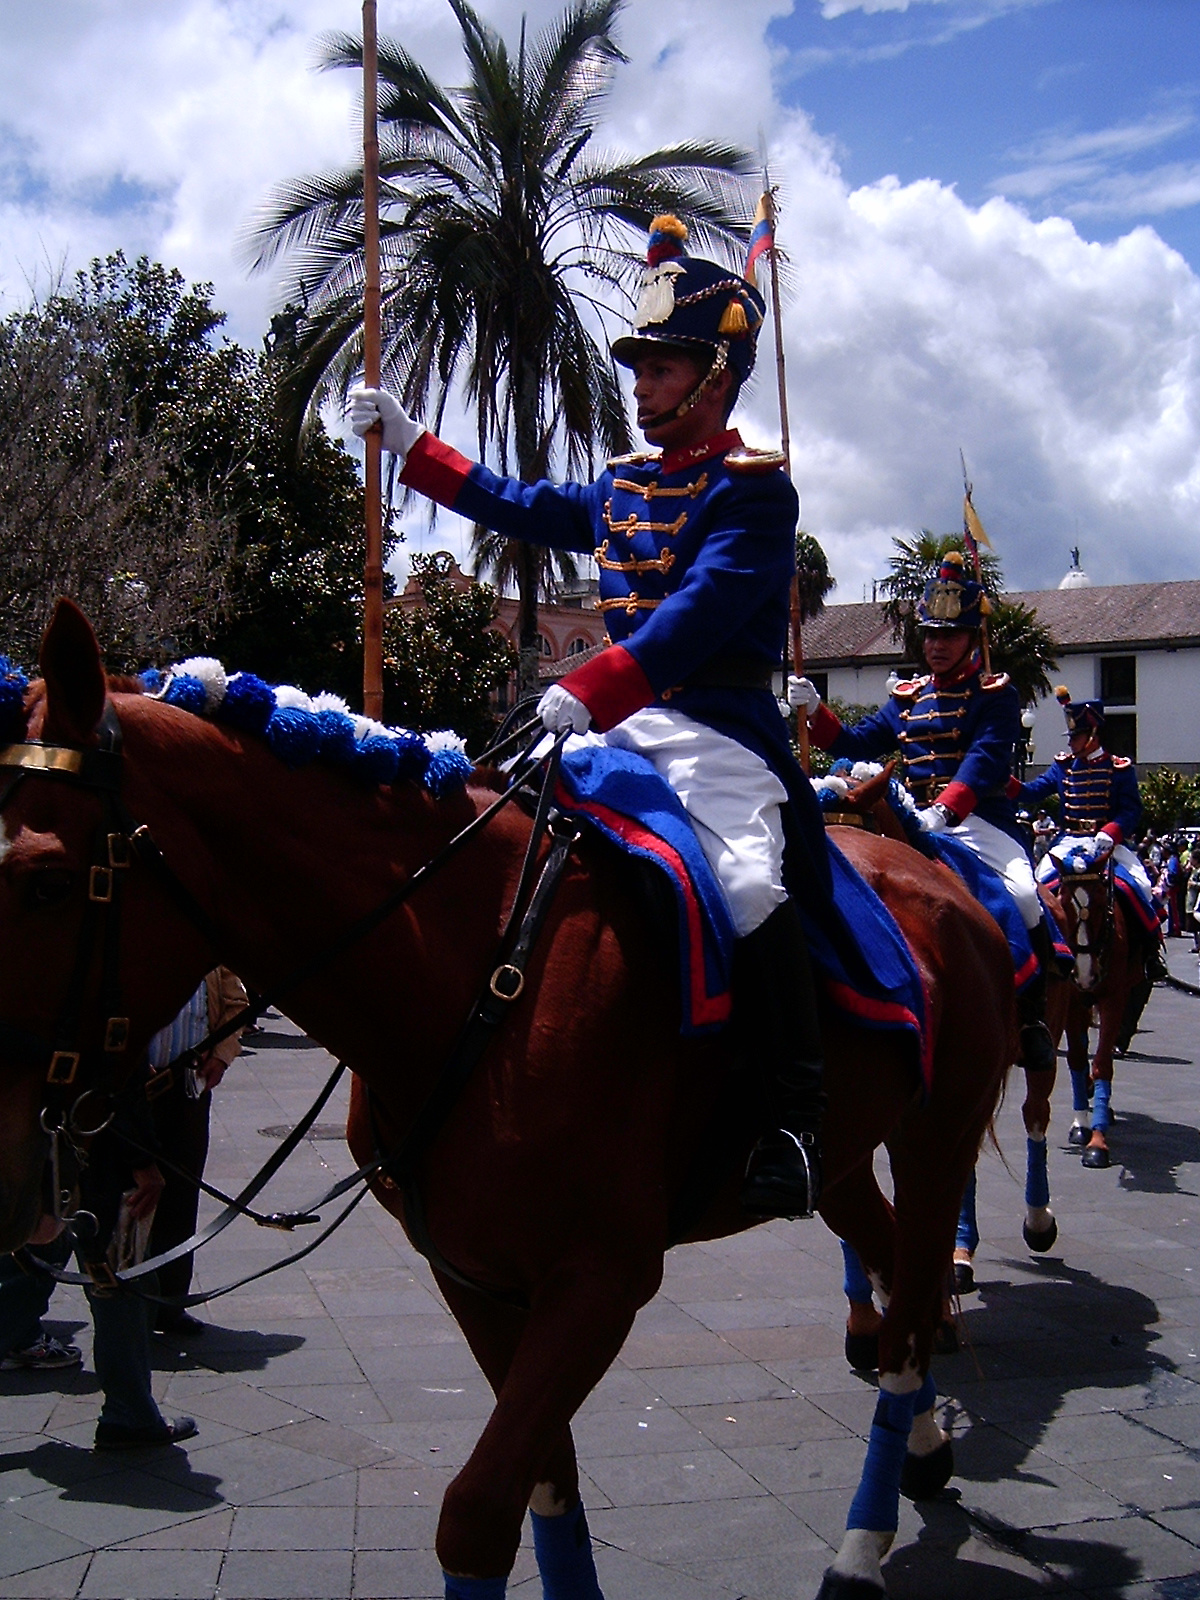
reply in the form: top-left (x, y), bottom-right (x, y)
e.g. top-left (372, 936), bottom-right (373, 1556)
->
top-left (1013, 948), bottom-right (1039, 989)
top-left (560, 645), bottom-right (655, 734)
top-left (824, 979), bottom-right (934, 1095)
top-left (553, 785), bottom-right (732, 1029)
top-left (398, 432), bottom-right (474, 509)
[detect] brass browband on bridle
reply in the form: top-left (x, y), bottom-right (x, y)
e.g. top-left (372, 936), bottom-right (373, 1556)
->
top-left (0, 743), bottom-right (85, 774)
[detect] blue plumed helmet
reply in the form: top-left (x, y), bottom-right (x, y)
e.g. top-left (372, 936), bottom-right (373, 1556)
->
top-left (916, 551), bottom-right (991, 632)
top-left (610, 215), bottom-right (765, 387)
top-left (1055, 684), bottom-right (1104, 734)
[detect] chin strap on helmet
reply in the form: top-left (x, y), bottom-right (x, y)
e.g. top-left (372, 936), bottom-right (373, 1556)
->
top-left (642, 340), bottom-right (731, 431)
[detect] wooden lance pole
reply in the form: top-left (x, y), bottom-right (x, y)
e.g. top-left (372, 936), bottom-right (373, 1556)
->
top-left (361, 0), bottom-right (384, 718)
top-left (760, 175), bottom-right (810, 774)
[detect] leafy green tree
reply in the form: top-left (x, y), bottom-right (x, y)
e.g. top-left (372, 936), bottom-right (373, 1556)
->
top-left (1140, 768), bottom-right (1200, 833)
top-left (383, 552), bottom-right (516, 748)
top-left (249, 0), bottom-right (754, 695)
top-left (879, 529), bottom-right (1057, 704)
top-left (0, 252), bottom-right (391, 695)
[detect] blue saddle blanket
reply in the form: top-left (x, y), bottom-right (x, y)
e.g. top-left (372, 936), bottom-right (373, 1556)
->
top-left (555, 746), bottom-right (932, 1087)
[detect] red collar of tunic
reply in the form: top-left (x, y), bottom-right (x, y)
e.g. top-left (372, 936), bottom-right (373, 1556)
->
top-left (659, 428), bottom-right (742, 476)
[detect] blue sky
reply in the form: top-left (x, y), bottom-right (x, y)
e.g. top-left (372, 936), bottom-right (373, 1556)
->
top-left (771, 0), bottom-right (1200, 269)
top-left (1, 0), bottom-right (1199, 594)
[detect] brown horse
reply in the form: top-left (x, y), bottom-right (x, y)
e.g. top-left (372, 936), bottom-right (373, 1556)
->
top-left (1042, 858), bottom-right (1146, 1170)
top-left (0, 604), bottom-right (1016, 1600)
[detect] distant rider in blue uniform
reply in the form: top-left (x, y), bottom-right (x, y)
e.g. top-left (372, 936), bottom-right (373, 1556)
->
top-left (791, 553), bottom-right (1056, 1070)
top-left (1013, 690), bottom-right (1166, 985)
top-left (351, 215), bottom-right (824, 1221)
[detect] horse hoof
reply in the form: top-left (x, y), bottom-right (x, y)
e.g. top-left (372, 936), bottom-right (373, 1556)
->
top-left (932, 1318), bottom-right (959, 1355)
top-left (844, 1330), bottom-right (880, 1371)
top-left (1082, 1145), bottom-right (1111, 1169)
top-left (1067, 1125), bottom-right (1088, 1148)
top-left (815, 1570), bottom-right (885, 1600)
top-left (900, 1437), bottom-right (954, 1501)
top-left (1023, 1216), bottom-right (1059, 1253)
top-left (953, 1260), bottom-right (975, 1295)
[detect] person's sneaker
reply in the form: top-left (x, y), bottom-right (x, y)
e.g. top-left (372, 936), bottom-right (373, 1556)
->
top-left (1, 1335), bottom-right (83, 1371)
top-left (94, 1415), bottom-right (198, 1451)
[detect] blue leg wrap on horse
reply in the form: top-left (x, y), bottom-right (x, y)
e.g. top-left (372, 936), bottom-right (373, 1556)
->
top-left (1025, 1136), bottom-right (1050, 1209)
top-left (955, 1168), bottom-right (979, 1254)
top-left (443, 1575), bottom-right (507, 1599)
top-left (1092, 1077), bottom-right (1111, 1132)
top-left (846, 1386), bottom-right (920, 1531)
top-left (1070, 1068), bottom-right (1091, 1113)
top-left (841, 1240), bottom-right (874, 1304)
top-left (531, 1502), bottom-right (604, 1600)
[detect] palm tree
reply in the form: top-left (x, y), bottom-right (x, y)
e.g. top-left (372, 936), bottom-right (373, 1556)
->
top-left (248, 0), bottom-right (755, 695)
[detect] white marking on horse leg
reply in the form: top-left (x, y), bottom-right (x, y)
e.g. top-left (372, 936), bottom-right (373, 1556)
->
top-left (879, 1360), bottom-right (921, 1397)
top-left (1071, 1111), bottom-right (1092, 1131)
top-left (908, 1404), bottom-right (948, 1459)
top-left (829, 1528), bottom-right (893, 1586)
top-left (1026, 1120), bottom-right (1046, 1141)
top-left (529, 1481), bottom-right (569, 1516)
top-left (0, 818), bottom-right (9, 865)
top-left (867, 1269), bottom-right (890, 1309)
top-left (1026, 1204), bottom-right (1054, 1234)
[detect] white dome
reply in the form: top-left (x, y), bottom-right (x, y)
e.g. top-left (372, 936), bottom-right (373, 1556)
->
top-left (1058, 567), bottom-right (1092, 589)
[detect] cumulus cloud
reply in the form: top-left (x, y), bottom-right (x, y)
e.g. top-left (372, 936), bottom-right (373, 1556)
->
top-left (2, 0), bottom-right (1199, 600)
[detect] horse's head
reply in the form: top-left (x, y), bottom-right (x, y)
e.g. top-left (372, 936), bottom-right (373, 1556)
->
top-left (1051, 849), bottom-right (1114, 994)
top-left (0, 601), bottom-right (212, 1249)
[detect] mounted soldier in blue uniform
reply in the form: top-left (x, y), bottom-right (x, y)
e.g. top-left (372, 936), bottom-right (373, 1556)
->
top-left (791, 553), bottom-right (1057, 1071)
top-left (351, 215), bottom-right (825, 1221)
top-left (1013, 690), bottom-right (1166, 984)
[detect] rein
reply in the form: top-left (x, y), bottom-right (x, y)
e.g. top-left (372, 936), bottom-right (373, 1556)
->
top-left (3, 701), bottom-right (573, 1305)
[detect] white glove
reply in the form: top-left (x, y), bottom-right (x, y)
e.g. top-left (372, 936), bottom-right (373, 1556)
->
top-left (347, 386), bottom-right (425, 462)
top-left (537, 684), bottom-right (591, 736)
top-left (787, 676), bottom-right (821, 716)
top-left (916, 804), bottom-right (949, 834)
top-left (1093, 831), bottom-right (1115, 859)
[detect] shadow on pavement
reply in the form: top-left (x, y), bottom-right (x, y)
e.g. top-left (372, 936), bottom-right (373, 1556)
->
top-left (1, 1437), bottom-right (221, 1507)
top-left (150, 1325), bottom-right (305, 1375)
top-left (1103, 1109), bottom-right (1200, 1196)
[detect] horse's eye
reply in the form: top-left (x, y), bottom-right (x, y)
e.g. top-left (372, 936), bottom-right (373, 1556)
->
top-left (26, 869), bottom-right (74, 909)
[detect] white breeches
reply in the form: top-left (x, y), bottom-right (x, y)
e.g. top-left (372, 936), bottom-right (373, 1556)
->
top-left (946, 813), bottom-right (1042, 930)
top-left (565, 707), bottom-right (788, 938)
top-left (1036, 838), bottom-right (1152, 898)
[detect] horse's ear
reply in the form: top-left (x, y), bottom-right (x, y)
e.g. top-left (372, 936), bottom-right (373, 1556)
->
top-left (39, 599), bottom-right (107, 745)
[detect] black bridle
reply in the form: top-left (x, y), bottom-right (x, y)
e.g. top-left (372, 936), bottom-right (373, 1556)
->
top-left (1, 699), bottom-right (572, 1306)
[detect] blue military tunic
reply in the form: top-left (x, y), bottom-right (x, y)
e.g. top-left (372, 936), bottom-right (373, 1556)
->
top-left (1017, 750), bottom-right (1140, 840)
top-left (399, 425), bottom-right (832, 901)
top-left (811, 659), bottom-right (1024, 839)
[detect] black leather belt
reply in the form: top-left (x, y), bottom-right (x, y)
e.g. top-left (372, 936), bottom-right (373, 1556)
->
top-left (664, 654), bottom-right (777, 698)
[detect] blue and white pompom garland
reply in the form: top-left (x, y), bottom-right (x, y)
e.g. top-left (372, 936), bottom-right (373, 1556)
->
top-left (0, 656), bottom-right (30, 744)
top-left (139, 656), bottom-right (474, 797)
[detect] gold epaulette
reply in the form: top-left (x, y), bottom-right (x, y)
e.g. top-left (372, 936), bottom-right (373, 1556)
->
top-left (606, 449), bottom-right (661, 469)
top-left (980, 671), bottom-right (1011, 691)
top-left (1113, 755), bottom-right (1133, 768)
top-left (891, 675), bottom-right (930, 700)
top-left (724, 446), bottom-right (787, 474)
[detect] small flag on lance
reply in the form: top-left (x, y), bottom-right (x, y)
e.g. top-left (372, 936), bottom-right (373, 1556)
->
top-left (960, 449), bottom-right (994, 676)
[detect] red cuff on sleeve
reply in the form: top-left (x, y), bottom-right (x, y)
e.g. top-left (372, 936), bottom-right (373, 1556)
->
top-left (1101, 821), bottom-right (1123, 845)
top-left (939, 780), bottom-right (977, 821)
top-left (560, 646), bottom-right (654, 734)
top-left (398, 432), bottom-right (473, 509)
top-left (808, 703), bottom-right (843, 750)
top-left (1004, 775), bottom-right (1022, 800)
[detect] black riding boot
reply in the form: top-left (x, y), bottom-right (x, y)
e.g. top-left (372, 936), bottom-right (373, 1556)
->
top-left (738, 902), bottom-right (825, 1220)
top-left (1018, 921), bottom-right (1056, 1072)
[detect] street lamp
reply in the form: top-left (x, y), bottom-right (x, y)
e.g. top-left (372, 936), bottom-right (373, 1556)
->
top-left (1019, 707), bottom-right (1036, 781)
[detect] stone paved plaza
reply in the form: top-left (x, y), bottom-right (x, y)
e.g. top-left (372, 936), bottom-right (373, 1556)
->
top-left (2, 953), bottom-right (1200, 1599)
